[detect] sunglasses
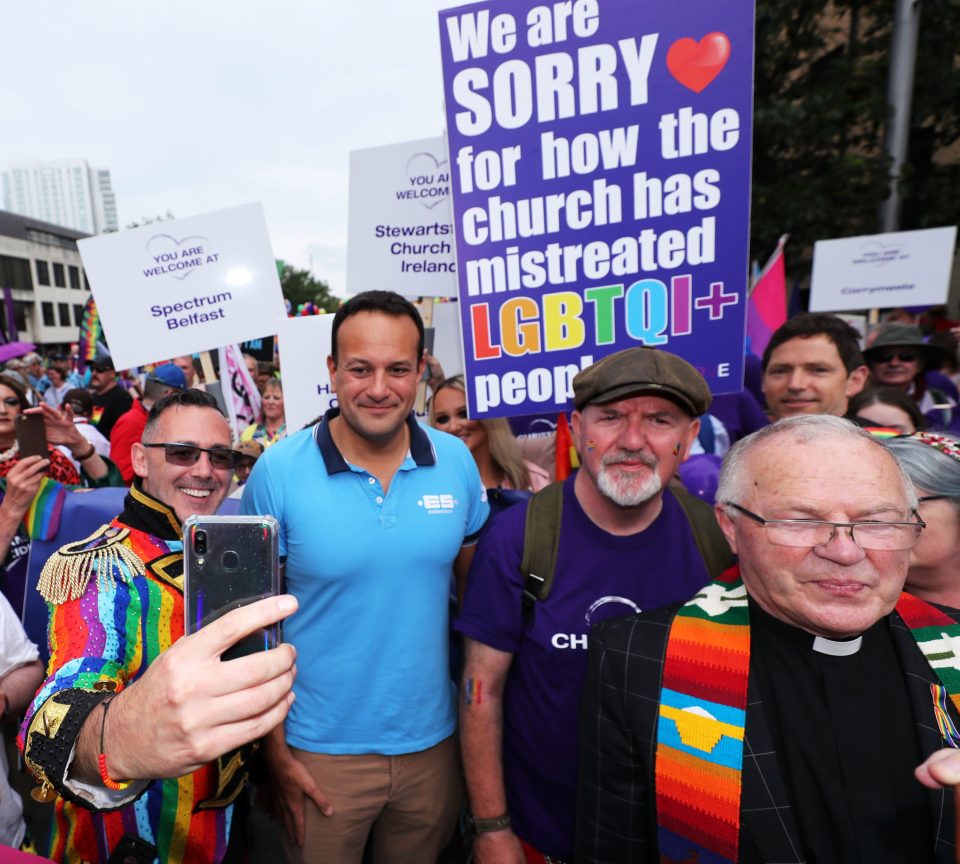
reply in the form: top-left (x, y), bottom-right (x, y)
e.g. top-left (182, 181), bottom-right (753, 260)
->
top-left (876, 350), bottom-right (920, 364)
top-left (89, 364), bottom-right (114, 373)
top-left (143, 442), bottom-right (240, 470)
top-left (1, 397), bottom-right (20, 408)
top-left (235, 456), bottom-right (257, 470)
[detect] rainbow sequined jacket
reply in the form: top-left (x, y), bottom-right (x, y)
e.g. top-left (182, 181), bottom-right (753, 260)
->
top-left (18, 483), bottom-right (249, 863)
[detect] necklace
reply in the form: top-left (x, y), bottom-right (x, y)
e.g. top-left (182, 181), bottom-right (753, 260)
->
top-left (0, 441), bottom-right (19, 462)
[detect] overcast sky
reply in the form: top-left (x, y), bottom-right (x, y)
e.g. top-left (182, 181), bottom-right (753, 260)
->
top-left (1, 0), bottom-right (463, 297)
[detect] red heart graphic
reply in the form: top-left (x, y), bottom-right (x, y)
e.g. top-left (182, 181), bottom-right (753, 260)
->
top-left (666, 33), bottom-right (731, 93)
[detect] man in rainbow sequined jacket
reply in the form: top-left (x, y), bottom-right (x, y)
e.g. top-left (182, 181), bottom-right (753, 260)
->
top-left (18, 389), bottom-right (298, 863)
top-left (577, 416), bottom-right (960, 864)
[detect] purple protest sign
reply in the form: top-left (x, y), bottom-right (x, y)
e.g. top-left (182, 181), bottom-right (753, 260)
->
top-left (439, 0), bottom-right (754, 419)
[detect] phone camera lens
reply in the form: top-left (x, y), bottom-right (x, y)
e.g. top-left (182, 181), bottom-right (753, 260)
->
top-left (194, 530), bottom-right (207, 554)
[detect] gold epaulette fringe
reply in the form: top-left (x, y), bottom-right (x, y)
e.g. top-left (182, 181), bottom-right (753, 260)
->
top-left (37, 526), bottom-right (146, 604)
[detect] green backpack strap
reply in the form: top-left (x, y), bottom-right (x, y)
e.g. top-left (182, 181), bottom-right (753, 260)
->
top-left (520, 481), bottom-right (564, 622)
top-left (519, 481), bottom-right (734, 623)
top-left (665, 484), bottom-right (734, 579)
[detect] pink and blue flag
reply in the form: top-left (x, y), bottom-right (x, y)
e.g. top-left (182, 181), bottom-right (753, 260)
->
top-left (746, 235), bottom-right (788, 358)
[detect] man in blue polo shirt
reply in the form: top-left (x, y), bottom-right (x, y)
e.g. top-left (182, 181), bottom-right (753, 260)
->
top-left (241, 290), bottom-right (488, 864)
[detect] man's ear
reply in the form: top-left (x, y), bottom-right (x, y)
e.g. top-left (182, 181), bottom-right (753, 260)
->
top-left (131, 442), bottom-right (149, 480)
top-left (715, 504), bottom-right (739, 554)
top-left (679, 417), bottom-right (701, 462)
top-left (846, 365), bottom-right (869, 398)
top-left (326, 355), bottom-right (337, 394)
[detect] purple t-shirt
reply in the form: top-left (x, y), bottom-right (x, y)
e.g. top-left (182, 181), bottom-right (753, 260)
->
top-left (455, 475), bottom-right (712, 859)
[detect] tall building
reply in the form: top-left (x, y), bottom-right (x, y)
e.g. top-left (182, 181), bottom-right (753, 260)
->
top-left (2, 159), bottom-right (118, 235)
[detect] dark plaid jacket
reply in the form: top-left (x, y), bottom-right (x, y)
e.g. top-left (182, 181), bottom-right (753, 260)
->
top-left (575, 602), bottom-right (959, 864)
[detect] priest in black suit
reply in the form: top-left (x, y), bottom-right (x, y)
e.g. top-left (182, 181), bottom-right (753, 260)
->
top-left (577, 415), bottom-right (960, 864)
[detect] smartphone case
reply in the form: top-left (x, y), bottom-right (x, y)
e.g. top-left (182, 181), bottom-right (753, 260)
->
top-left (182, 514), bottom-right (281, 660)
top-left (15, 414), bottom-right (48, 458)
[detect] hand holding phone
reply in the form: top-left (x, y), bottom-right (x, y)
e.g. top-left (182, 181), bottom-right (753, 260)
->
top-left (183, 515), bottom-right (281, 661)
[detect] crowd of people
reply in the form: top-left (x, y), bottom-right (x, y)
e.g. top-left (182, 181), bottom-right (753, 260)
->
top-left (1, 295), bottom-right (960, 863)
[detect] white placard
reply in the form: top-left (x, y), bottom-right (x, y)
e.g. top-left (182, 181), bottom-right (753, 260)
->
top-left (278, 304), bottom-right (464, 434)
top-left (276, 314), bottom-right (337, 434)
top-left (810, 226), bottom-right (957, 312)
top-left (347, 137), bottom-right (457, 298)
top-left (78, 203), bottom-right (287, 370)
top-left (429, 301), bottom-right (464, 381)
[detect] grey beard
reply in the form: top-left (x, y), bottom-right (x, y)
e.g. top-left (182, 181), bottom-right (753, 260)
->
top-left (597, 455), bottom-right (663, 506)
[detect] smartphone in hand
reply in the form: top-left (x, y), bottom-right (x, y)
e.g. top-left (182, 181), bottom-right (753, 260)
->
top-left (15, 413), bottom-right (48, 459)
top-left (183, 515), bottom-right (281, 661)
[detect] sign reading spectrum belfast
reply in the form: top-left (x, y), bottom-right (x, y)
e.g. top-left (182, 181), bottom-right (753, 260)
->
top-left (439, 0), bottom-right (755, 418)
top-left (78, 203), bottom-right (287, 370)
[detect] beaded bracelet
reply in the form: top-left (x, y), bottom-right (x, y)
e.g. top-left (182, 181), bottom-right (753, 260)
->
top-left (97, 697), bottom-right (130, 791)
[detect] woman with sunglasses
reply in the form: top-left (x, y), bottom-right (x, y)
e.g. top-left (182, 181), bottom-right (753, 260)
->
top-left (884, 432), bottom-right (960, 608)
top-left (240, 378), bottom-right (286, 449)
top-left (863, 324), bottom-right (957, 431)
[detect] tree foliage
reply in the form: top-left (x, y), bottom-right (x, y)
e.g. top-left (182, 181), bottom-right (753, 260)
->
top-left (125, 211), bottom-right (176, 229)
top-left (751, 0), bottom-right (960, 281)
top-left (278, 263), bottom-right (341, 313)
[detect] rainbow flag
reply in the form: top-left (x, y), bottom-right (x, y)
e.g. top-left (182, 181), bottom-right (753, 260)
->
top-left (78, 296), bottom-right (102, 366)
top-left (23, 476), bottom-right (66, 541)
top-left (746, 235), bottom-right (788, 358)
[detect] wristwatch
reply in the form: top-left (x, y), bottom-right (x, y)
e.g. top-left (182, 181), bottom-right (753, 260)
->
top-left (471, 813), bottom-right (512, 835)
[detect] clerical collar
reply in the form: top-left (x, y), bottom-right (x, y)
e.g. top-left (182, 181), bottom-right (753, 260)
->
top-left (749, 598), bottom-right (867, 656)
top-left (118, 479), bottom-right (182, 540)
top-left (812, 634), bottom-right (863, 656)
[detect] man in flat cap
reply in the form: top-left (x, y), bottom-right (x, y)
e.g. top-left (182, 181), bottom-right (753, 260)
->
top-left (456, 347), bottom-right (733, 864)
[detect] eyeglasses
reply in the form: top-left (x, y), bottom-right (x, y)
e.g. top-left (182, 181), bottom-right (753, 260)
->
top-left (235, 456), bottom-right (257, 470)
top-left (876, 350), bottom-right (920, 364)
top-left (89, 364), bottom-right (113, 373)
top-left (724, 502), bottom-right (925, 550)
top-left (918, 495), bottom-right (951, 504)
top-left (1, 397), bottom-right (20, 408)
top-left (143, 442), bottom-right (239, 470)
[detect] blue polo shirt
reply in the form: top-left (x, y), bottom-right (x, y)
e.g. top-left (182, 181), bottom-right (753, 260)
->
top-left (241, 409), bottom-right (488, 754)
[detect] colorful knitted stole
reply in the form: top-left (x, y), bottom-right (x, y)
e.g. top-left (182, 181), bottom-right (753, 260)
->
top-left (655, 570), bottom-right (750, 864)
top-left (655, 570), bottom-right (960, 864)
top-left (896, 591), bottom-right (960, 745)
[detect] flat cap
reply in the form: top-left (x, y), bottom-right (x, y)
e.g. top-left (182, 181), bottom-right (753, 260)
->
top-left (572, 347), bottom-right (712, 415)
